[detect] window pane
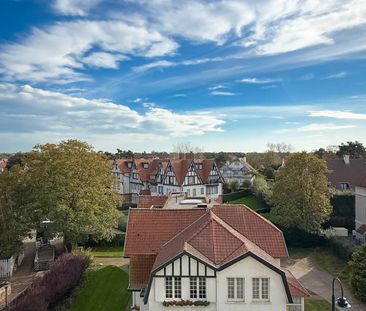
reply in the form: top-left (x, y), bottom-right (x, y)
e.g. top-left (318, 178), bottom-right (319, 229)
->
top-left (261, 278), bottom-right (269, 300)
top-left (190, 277), bottom-right (197, 299)
top-left (165, 277), bottom-right (172, 298)
top-left (236, 278), bottom-right (244, 299)
top-left (252, 278), bottom-right (260, 299)
top-left (174, 277), bottom-right (181, 298)
top-left (228, 278), bottom-right (235, 299)
top-left (199, 277), bottom-right (206, 299)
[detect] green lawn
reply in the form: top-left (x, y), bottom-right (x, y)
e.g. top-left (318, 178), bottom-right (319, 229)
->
top-left (90, 246), bottom-right (123, 258)
top-left (289, 247), bottom-right (350, 287)
top-left (69, 266), bottom-right (130, 311)
top-left (305, 298), bottom-right (332, 310)
top-left (228, 194), bottom-right (264, 211)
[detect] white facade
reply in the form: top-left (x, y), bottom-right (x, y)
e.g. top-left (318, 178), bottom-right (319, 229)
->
top-left (355, 186), bottom-right (366, 242)
top-left (132, 254), bottom-right (303, 311)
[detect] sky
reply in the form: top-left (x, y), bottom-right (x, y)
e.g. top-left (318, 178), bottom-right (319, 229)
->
top-left (1, 0), bottom-right (366, 153)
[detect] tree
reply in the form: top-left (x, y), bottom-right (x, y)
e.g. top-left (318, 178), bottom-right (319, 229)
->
top-left (349, 244), bottom-right (366, 302)
top-left (251, 175), bottom-right (272, 205)
top-left (270, 153), bottom-right (332, 232)
top-left (6, 152), bottom-right (26, 169)
top-left (337, 141), bottom-right (366, 158)
top-left (171, 142), bottom-right (204, 159)
top-left (22, 140), bottom-right (120, 247)
top-left (0, 166), bottom-right (33, 258)
top-left (228, 179), bottom-right (240, 192)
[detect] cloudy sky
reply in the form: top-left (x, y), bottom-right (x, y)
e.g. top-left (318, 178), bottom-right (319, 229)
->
top-left (1, 0), bottom-right (366, 152)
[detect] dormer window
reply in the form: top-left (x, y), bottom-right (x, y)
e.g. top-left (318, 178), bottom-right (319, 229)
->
top-left (127, 162), bottom-right (132, 168)
top-left (196, 163), bottom-right (203, 170)
top-left (340, 182), bottom-right (350, 190)
top-left (143, 163), bottom-right (149, 169)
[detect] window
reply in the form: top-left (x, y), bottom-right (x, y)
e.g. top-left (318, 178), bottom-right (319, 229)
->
top-left (193, 188), bottom-right (197, 197)
top-left (201, 188), bottom-right (204, 195)
top-left (165, 277), bottom-right (181, 299)
top-left (199, 277), bottom-right (206, 299)
top-left (340, 182), bottom-right (350, 190)
top-left (187, 176), bottom-right (195, 184)
top-left (227, 278), bottom-right (244, 301)
top-left (190, 277), bottom-right (206, 299)
top-left (143, 163), bottom-right (149, 169)
top-left (252, 278), bottom-right (270, 301)
top-left (127, 162), bottom-right (132, 168)
top-left (196, 163), bottom-right (203, 170)
top-left (132, 173), bottom-right (138, 179)
top-left (168, 176), bottom-right (175, 184)
top-left (190, 277), bottom-right (197, 299)
top-left (207, 185), bottom-right (218, 195)
top-left (165, 277), bottom-right (173, 298)
top-left (287, 297), bottom-right (302, 311)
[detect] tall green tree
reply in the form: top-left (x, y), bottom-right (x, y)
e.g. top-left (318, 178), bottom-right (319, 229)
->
top-left (270, 152), bottom-right (332, 232)
top-left (0, 166), bottom-right (32, 258)
top-left (337, 141), bottom-right (366, 158)
top-left (349, 244), bottom-right (366, 302)
top-left (23, 140), bottom-right (120, 246)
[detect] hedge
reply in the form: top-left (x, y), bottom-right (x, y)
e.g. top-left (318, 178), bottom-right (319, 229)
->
top-left (223, 189), bottom-right (252, 202)
top-left (326, 194), bottom-right (355, 231)
top-left (8, 254), bottom-right (89, 311)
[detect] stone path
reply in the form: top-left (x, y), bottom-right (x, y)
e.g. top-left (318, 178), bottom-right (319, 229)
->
top-left (283, 256), bottom-right (366, 310)
top-left (94, 257), bottom-right (130, 272)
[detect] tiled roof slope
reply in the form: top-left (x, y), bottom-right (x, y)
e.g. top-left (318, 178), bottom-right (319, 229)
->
top-left (124, 209), bottom-right (207, 256)
top-left (285, 270), bottom-right (310, 297)
top-left (130, 255), bottom-right (156, 290)
top-left (327, 158), bottom-right (366, 188)
top-left (212, 204), bottom-right (289, 258)
top-left (116, 159), bottom-right (133, 174)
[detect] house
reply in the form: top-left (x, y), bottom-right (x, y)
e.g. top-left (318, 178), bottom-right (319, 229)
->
top-left (0, 158), bottom-right (7, 174)
top-left (355, 176), bottom-right (366, 242)
top-left (124, 202), bottom-right (308, 311)
top-left (220, 157), bottom-right (255, 185)
top-left (112, 156), bottom-right (224, 203)
top-left (326, 155), bottom-right (366, 190)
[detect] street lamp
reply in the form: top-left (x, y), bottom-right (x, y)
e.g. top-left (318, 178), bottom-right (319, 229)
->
top-left (332, 278), bottom-right (351, 310)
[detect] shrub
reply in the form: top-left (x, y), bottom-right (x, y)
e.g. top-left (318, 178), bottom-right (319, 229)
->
top-left (349, 244), bottom-right (366, 302)
top-left (281, 227), bottom-right (326, 248)
top-left (242, 180), bottom-right (252, 188)
top-left (9, 254), bottom-right (89, 311)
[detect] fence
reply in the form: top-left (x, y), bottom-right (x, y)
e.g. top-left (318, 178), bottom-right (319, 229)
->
top-left (0, 257), bottom-right (14, 279)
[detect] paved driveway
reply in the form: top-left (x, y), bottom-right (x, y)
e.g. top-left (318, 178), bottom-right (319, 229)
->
top-left (283, 256), bottom-right (366, 311)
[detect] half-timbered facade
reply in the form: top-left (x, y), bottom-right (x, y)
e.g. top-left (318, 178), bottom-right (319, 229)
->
top-left (125, 205), bottom-right (308, 311)
top-left (113, 157), bottom-right (224, 203)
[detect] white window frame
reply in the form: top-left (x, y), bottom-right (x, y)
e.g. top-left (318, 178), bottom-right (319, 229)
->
top-left (165, 277), bottom-right (181, 299)
top-left (286, 297), bottom-right (303, 311)
top-left (227, 277), bottom-right (245, 302)
top-left (252, 278), bottom-right (270, 301)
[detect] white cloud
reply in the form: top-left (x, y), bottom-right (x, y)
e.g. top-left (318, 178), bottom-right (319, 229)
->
top-left (324, 71), bottom-right (348, 79)
top-left (0, 21), bottom-right (178, 83)
top-left (132, 60), bottom-right (176, 73)
top-left (239, 77), bottom-right (280, 84)
top-left (208, 85), bottom-right (227, 90)
top-left (309, 110), bottom-right (366, 120)
top-left (0, 84), bottom-right (224, 142)
top-left (52, 0), bottom-right (102, 16)
top-left (210, 91), bottom-right (236, 96)
top-left (275, 123), bottom-right (357, 133)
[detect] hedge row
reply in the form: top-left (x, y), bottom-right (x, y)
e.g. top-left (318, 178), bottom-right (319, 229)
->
top-left (9, 254), bottom-right (89, 311)
top-left (223, 189), bottom-right (252, 202)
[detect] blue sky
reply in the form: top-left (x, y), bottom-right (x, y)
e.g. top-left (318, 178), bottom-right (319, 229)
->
top-left (1, 0), bottom-right (366, 152)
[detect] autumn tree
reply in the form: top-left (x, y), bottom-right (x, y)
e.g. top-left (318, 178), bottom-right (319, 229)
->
top-left (22, 140), bottom-right (120, 247)
top-left (337, 141), bottom-right (366, 158)
top-left (270, 152), bottom-right (332, 232)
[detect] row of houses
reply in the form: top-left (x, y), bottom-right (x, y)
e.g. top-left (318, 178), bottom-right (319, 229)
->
top-left (112, 155), bottom-right (225, 203)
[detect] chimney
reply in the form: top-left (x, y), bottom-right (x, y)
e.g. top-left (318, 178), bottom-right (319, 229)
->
top-left (343, 155), bottom-right (350, 165)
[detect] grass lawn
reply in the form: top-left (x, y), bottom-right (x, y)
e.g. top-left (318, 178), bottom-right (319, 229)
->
top-left (228, 194), bottom-right (264, 211)
top-left (305, 298), bottom-right (332, 310)
top-left (289, 247), bottom-right (350, 287)
top-left (69, 266), bottom-right (130, 311)
top-left (90, 246), bottom-right (123, 258)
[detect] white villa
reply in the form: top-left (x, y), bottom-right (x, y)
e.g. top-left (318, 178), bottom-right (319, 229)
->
top-left (124, 201), bottom-right (308, 311)
top-left (112, 156), bottom-right (224, 203)
top-left (220, 157), bottom-right (255, 185)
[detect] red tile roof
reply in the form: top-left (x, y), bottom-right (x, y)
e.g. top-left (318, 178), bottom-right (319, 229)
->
top-left (130, 255), bottom-right (156, 290)
top-left (0, 158), bottom-right (8, 169)
top-left (356, 224), bottom-right (366, 234)
top-left (285, 270), bottom-right (310, 297)
top-left (116, 159), bottom-right (133, 174)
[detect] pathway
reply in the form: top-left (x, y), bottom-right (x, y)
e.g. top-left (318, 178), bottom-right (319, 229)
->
top-left (283, 256), bottom-right (366, 310)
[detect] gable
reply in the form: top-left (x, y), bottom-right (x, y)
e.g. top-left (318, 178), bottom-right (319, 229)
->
top-left (183, 162), bottom-right (202, 186)
top-left (162, 162), bottom-right (179, 186)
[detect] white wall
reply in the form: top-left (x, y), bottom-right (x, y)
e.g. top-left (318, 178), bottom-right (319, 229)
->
top-left (140, 254), bottom-right (292, 311)
top-left (355, 186), bottom-right (366, 229)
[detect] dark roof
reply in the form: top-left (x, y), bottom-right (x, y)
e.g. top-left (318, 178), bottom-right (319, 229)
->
top-left (326, 158), bottom-right (366, 188)
top-left (356, 224), bottom-right (366, 234)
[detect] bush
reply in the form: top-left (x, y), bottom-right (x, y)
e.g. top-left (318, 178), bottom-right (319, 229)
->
top-left (84, 233), bottom-right (125, 248)
top-left (349, 244), bottom-right (366, 302)
top-left (9, 254), bottom-right (89, 311)
top-left (281, 227), bottom-right (326, 248)
top-left (251, 175), bottom-right (272, 205)
top-left (242, 180), bottom-right (252, 188)
top-left (118, 203), bottom-right (137, 211)
top-left (325, 237), bottom-right (354, 261)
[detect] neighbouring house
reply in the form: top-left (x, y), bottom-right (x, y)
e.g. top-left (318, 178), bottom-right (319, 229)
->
top-left (0, 158), bottom-right (7, 174)
top-left (326, 155), bottom-right (366, 190)
top-left (220, 157), bottom-right (255, 185)
top-left (125, 201), bottom-right (308, 311)
top-left (112, 155), bottom-right (224, 204)
top-left (355, 176), bottom-right (366, 242)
